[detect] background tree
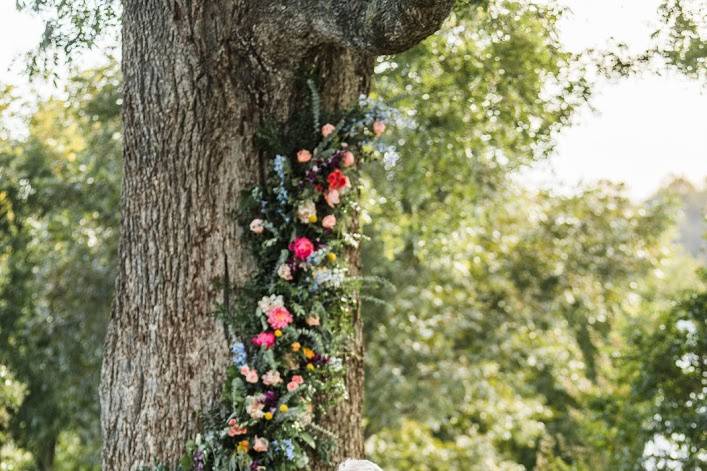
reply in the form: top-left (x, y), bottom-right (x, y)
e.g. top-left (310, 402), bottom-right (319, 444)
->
top-left (0, 67), bottom-right (121, 470)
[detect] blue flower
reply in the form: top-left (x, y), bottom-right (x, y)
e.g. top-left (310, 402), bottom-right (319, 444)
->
top-left (231, 341), bottom-right (247, 367)
top-left (273, 439), bottom-right (295, 460)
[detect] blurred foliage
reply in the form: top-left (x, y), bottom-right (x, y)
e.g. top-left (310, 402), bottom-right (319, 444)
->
top-left (0, 64), bottom-right (121, 470)
top-left (0, 364), bottom-right (33, 470)
top-left (597, 0), bottom-right (706, 80)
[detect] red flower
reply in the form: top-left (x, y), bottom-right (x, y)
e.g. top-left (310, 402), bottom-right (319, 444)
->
top-left (289, 236), bottom-right (314, 261)
top-left (327, 169), bottom-right (349, 191)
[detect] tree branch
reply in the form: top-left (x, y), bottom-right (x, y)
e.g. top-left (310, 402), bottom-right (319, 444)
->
top-left (338, 0), bottom-right (455, 54)
top-left (252, 0), bottom-right (454, 58)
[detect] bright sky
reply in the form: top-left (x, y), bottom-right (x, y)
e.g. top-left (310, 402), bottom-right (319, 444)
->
top-left (1, 1), bottom-right (705, 199)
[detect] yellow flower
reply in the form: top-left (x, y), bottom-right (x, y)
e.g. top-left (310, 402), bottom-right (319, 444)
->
top-left (303, 347), bottom-right (315, 360)
top-left (327, 252), bottom-right (337, 263)
top-left (306, 363), bottom-right (315, 371)
top-left (291, 342), bottom-right (301, 352)
top-left (274, 329), bottom-right (283, 337)
top-left (263, 412), bottom-right (273, 421)
top-left (308, 214), bottom-right (318, 223)
top-left (279, 404), bottom-right (289, 413)
top-left (237, 440), bottom-right (249, 452)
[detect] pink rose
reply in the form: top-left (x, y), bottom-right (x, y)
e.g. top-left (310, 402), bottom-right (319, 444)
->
top-left (240, 366), bottom-right (259, 383)
top-left (297, 149), bottom-right (312, 163)
top-left (289, 236), bottom-right (314, 260)
top-left (324, 189), bottom-right (340, 207)
top-left (373, 120), bottom-right (386, 137)
top-left (251, 331), bottom-right (275, 349)
top-left (291, 375), bottom-right (304, 385)
top-left (287, 381), bottom-right (299, 392)
top-left (342, 150), bottom-right (355, 167)
top-left (249, 218), bottom-right (264, 234)
top-left (253, 436), bottom-right (269, 452)
top-left (321, 123), bottom-right (336, 137)
top-left (267, 306), bottom-right (293, 330)
top-left (322, 215), bottom-right (336, 229)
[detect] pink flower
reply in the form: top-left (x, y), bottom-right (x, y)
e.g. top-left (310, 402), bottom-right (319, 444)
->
top-left (267, 306), bottom-right (293, 330)
top-left (342, 150), bottom-right (355, 167)
top-left (249, 218), bottom-right (264, 234)
top-left (253, 436), bottom-right (269, 452)
top-left (322, 214), bottom-right (336, 229)
top-left (287, 381), bottom-right (299, 392)
top-left (291, 375), bottom-right (304, 385)
top-left (227, 422), bottom-right (248, 436)
top-left (240, 366), bottom-right (259, 383)
top-left (297, 149), bottom-right (312, 163)
top-left (262, 370), bottom-right (282, 386)
top-left (251, 331), bottom-right (275, 349)
top-left (321, 123), bottom-right (336, 137)
top-left (289, 236), bottom-right (314, 260)
top-left (373, 120), bottom-right (386, 137)
top-left (324, 189), bottom-right (340, 207)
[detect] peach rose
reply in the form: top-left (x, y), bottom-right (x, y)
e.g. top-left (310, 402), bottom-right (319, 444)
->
top-left (322, 214), bottom-right (336, 229)
top-left (321, 123), bottom-right (336, 137)
top-left (342, 150), bottom-right (355, 167)
top-left (324, 189), bottom-right (340, 207)
top-left (253, 436), bottom-right (269, 452)
top-left (373, 120), bottom-right (386, 137)
top-left (297, 149), bottom-right (312, 163)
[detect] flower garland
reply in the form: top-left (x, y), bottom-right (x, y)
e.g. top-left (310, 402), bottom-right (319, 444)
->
top-left (181, 96), bottom-right (399, 471)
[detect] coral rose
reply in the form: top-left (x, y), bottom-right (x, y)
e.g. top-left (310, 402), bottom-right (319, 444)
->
top-left (267, 306), bottom-right (293, 329)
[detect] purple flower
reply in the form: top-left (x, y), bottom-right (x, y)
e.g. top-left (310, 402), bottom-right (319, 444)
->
top-left (192, 449), bottom-right (205, 471)
top-left (263, 390), bottom-right (278, 407)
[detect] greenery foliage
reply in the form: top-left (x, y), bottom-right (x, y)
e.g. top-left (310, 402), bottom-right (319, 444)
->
top-left (178, 98), bottom-right (399, 470)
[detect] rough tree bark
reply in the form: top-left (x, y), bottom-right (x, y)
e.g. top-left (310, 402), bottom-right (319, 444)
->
top-left (100, 1), bottom-right (453, 469)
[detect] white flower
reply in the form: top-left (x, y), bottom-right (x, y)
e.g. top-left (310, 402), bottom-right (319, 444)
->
top-left (297, 199), bottom-right (317, 223)
top-left (246, 395), bottom-right (265, 419)
top-left (249, 218), bottom-right (265, 234)
top-left (277, 264), bottom-right (293, 281)
top-left (258, 294), bottom-right (284, 314)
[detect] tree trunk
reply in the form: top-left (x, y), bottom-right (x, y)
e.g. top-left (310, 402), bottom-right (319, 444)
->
top-left (100, 2), bottom-right (452, 470)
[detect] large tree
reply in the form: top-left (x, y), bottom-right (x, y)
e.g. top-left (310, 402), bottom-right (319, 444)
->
top-left (93, 2), bottom-right (452, 469)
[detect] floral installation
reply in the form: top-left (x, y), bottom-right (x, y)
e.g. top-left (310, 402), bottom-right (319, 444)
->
top-left (175, 94), bottom-right (400, 471)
